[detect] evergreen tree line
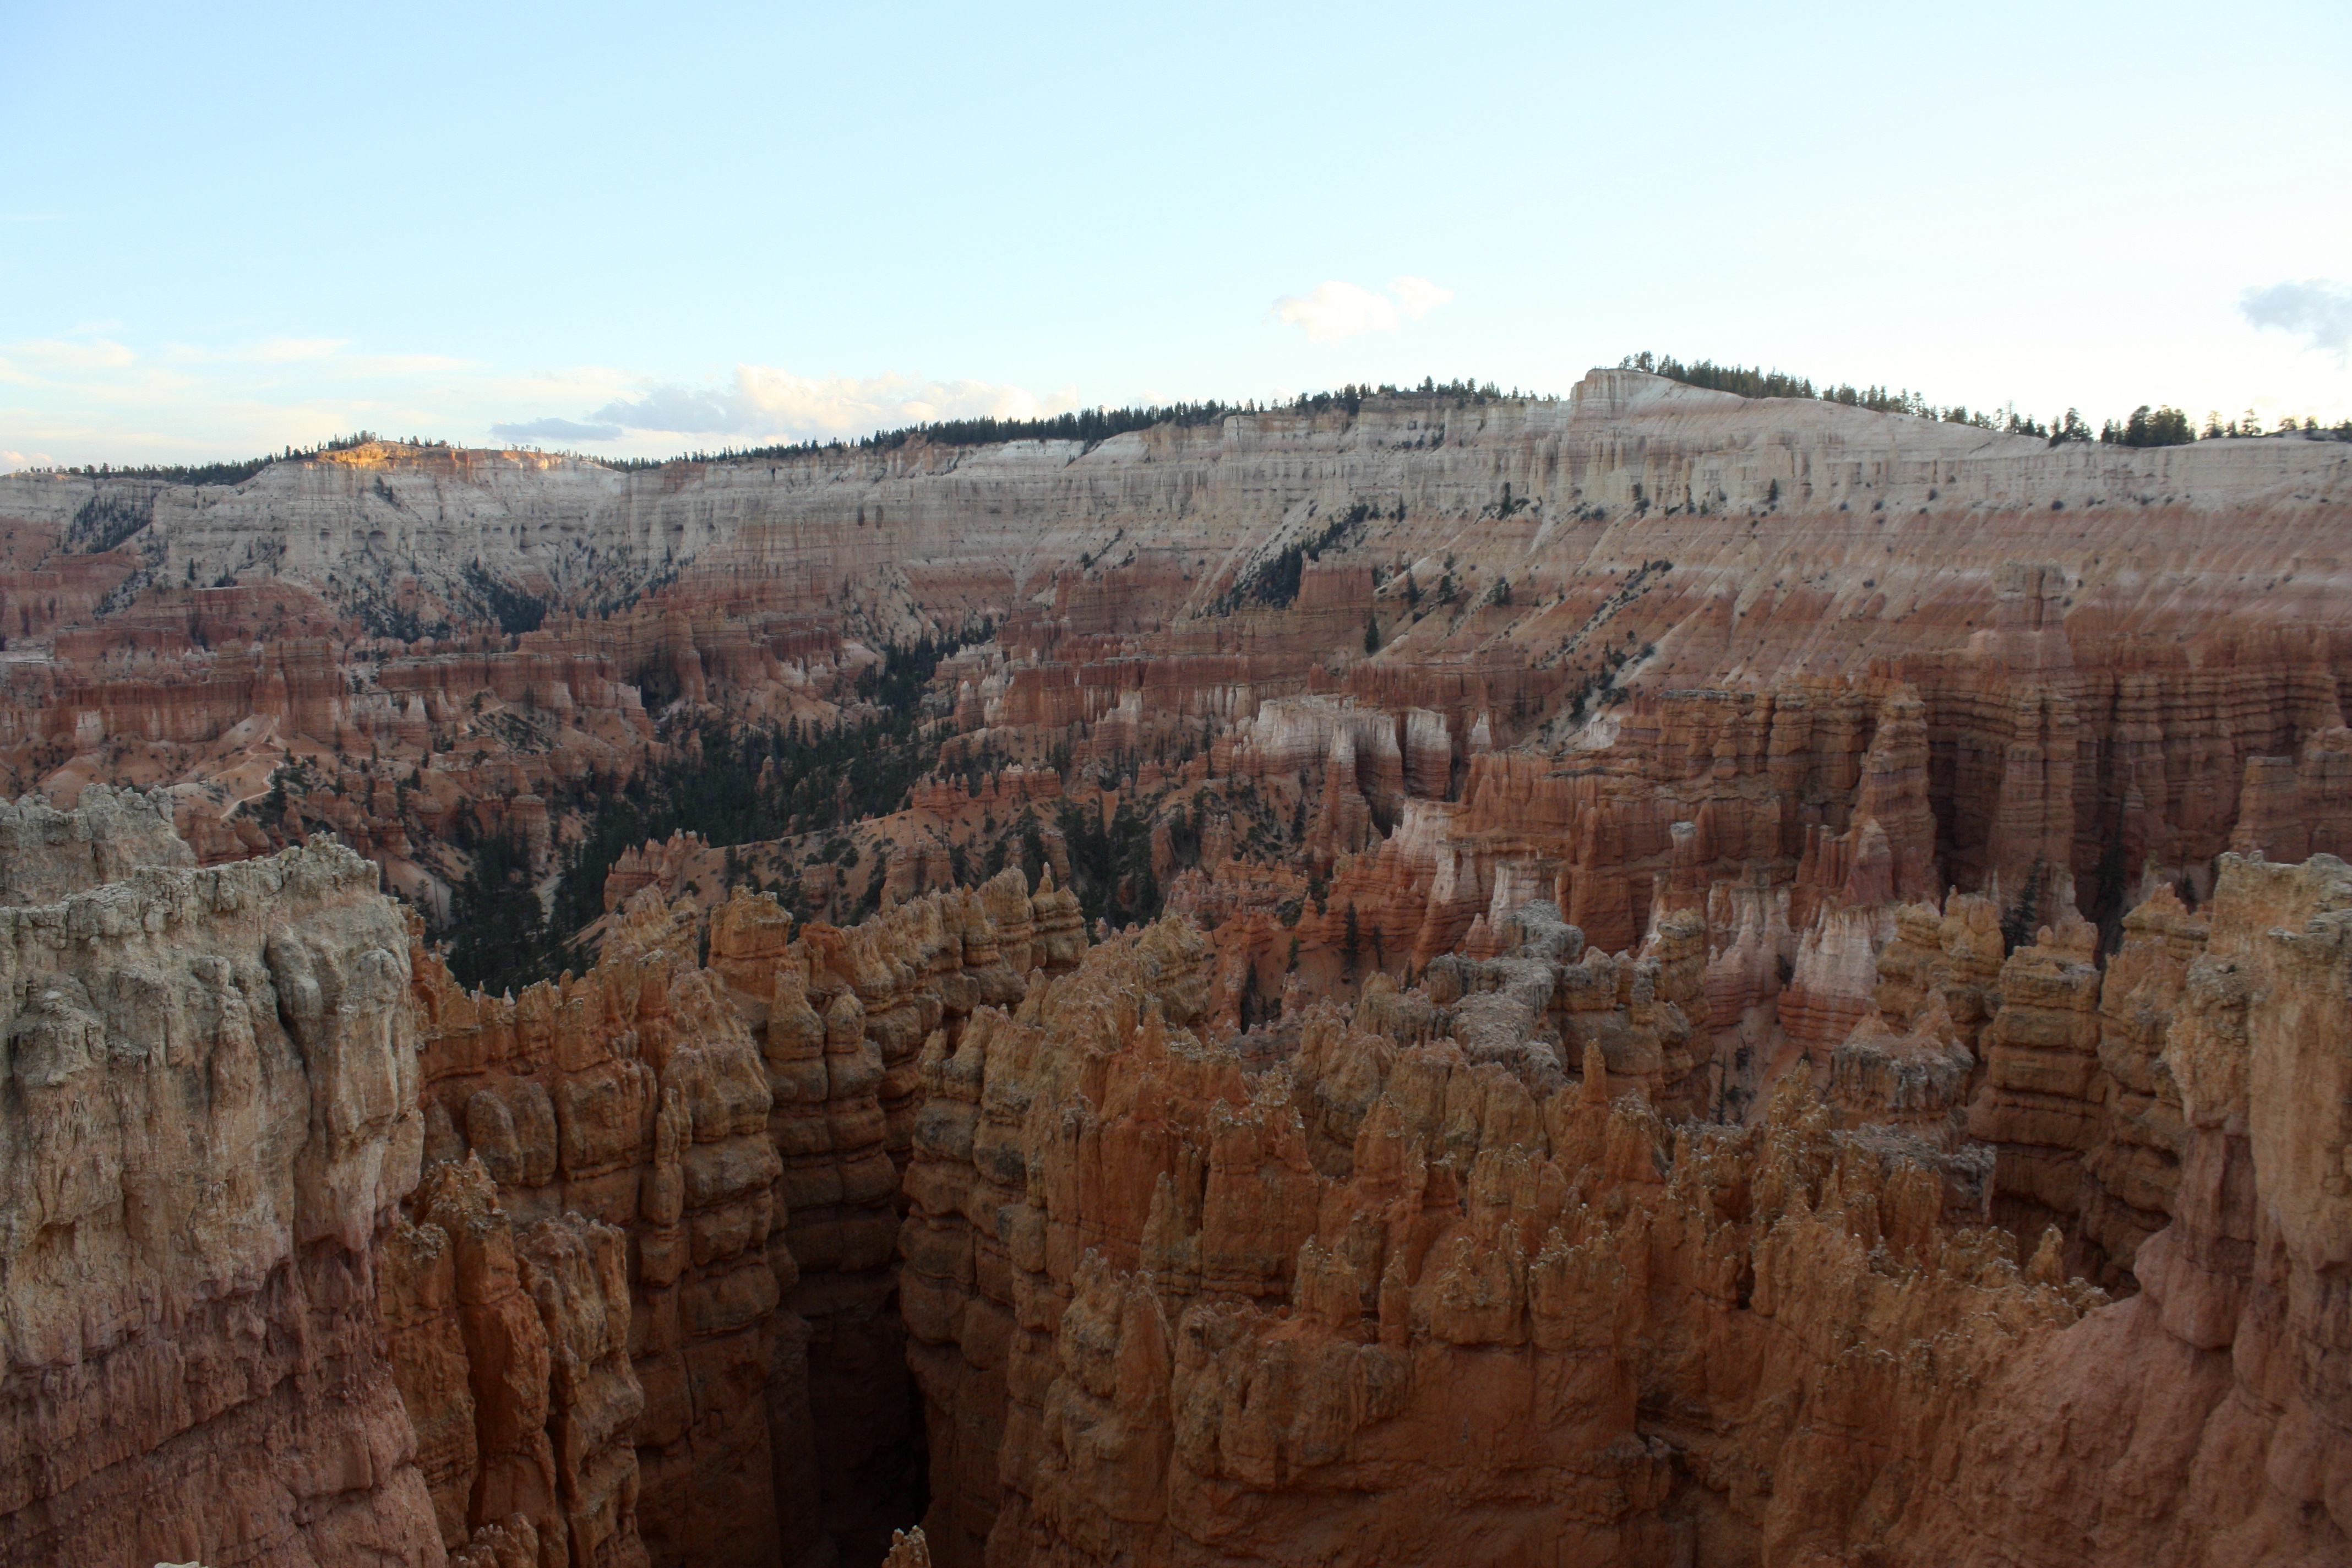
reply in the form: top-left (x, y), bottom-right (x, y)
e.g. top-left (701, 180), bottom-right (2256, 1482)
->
top-left (1287, 379), bottom-right (1516, 416)
top-left (596, 404), bottom-right (1239, 471)
top-left (461, 560), bottom-right (550, 635)
top-left (1622, 351), bottom-right (2351, 450)
top-left (437, 633), bottom-right (966, 996)
top-left (1050, 797), bottom-right (1161, 930)
top-left (40, 432), bottom-right (445, 488)
top-left (1210, 503), bottom-right (1378, 615)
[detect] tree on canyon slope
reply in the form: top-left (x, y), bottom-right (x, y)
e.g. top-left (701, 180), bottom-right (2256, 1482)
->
top-left (443, 829), bottom-right (554, 996)
top-left (2101, 405), bottom-right (2197, 448)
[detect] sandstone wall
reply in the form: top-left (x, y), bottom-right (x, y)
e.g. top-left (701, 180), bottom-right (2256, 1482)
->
top-left (896, 866), bottom-right (2351, 1566)
top-left (899, 906), bottom-right (2125, 1566)
top-left (0, 782), bottom-right (194, 902)
top-left (0, 823), bottom-right (437, 1567)
top-left (1893, 853), bottom-right (2352, 1562)
top-left (401, 892), bottom-right (790, 1568)
top-left (392, 867), bottom-right (1086, 1568)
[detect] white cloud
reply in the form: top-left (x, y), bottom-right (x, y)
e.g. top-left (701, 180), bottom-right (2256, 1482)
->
top-left (1273, 281), bottom-right (1397, 343)
top-left (2, 335), bottom-right (1082, 468)
top-left (8, 337), bottom-right (137, 371)
top-left (1391, 275), bottom-right (1455, 319)
top-left (0, 449), bottom-right (54, 473)
top-left (1272, 276), bottom-right (1453, 342)
top-left (491, 417), bottom-right (623, 444)
top-left (2241, 279), bottom-right (2352, 363)
top-left (582, 366), bottom-right (1073, 440)
top-left (158, 337), bottom-right (353, 366)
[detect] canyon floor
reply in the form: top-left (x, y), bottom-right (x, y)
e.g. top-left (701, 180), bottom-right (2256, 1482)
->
top-left (0, 370), bottom-right (2347, 1566)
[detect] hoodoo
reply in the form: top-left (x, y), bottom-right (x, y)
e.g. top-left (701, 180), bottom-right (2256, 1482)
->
top-left (1, 375), bottom-right (2347, 1565)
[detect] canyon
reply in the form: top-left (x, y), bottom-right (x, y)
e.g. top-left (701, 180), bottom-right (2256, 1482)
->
top-left (0, 369), bottom-right (2346, 1566)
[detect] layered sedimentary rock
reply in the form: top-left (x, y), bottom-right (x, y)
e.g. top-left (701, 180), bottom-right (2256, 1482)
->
top-left (384, 1158), bottom-right (646, 1568)
top-left (1894, 853), bottom-right (2352, 1562)
top-left (701, 870), bottom-right (1085, 1562)
top-left (896, 907), bottom-right (2112, 1565)
top-left (2, 371), bottom-right (2350, 1566)
top-left (899, 865), bottom-right (2351, 1566)
top-left (1966, 910), bottom-right (2108, 1240)
top-left (0, 801), bottom-right (437, 1567)
top-left (2077, 885), bottom-right (2205, 1282)
top-left (0, 782), bottom-right (194, 900)
top-left (402, 892), bottom-right (784, 1568)
top-left (2, 372), bottom-right (2345, 941)
top-left (386, 865), bottom-right (1088, 1568)
top-left (0, 384), bottom-right (2342, 1176)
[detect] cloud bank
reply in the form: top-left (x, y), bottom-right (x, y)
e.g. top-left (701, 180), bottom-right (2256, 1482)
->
top-left (0, 325), bottom-right (1087, 467)
top-left (1273, 275), bottom-right (1455, 342)
top-left (491, 416), bottom-right (624, 443)
top-left (2241, 279), bottom-right (2352, 363)
top-left (541, 366), bottom-right (1076, 443)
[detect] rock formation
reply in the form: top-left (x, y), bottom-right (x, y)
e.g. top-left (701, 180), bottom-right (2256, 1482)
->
top-left (402, 892), bottom-right (783, 1568)
top-left (390, 864), bottom-right (1087, 1568)
top-left (1, 372), bottom-right (2345, 945)
top-left (900, 869), bottom-right (2349, 1566)
top-left (0, 797), bottom-right (437, 1568)
top-left (0, 369), bottom-right (2348, 1566)
top-left (1893, 854), bottom-right (2352, 1562)
top-left (895, 907), bottom-right (2083, 1565)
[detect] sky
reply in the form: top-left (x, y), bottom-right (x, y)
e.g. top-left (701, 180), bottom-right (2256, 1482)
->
top-left (2, 0), bottom-right (2348, 470)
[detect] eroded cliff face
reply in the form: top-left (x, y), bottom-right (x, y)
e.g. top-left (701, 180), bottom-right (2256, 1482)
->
top-left (0, 798), bottom-right (2343, 1566)
top-left (0, 793), bottom-right (1101, 1567)
top-left (0, 371), bottom-right (2344, 941)
top-left (892, 906), bottom-right (2067, 1565)
top-left (1893, 854), bottom-right (2352, 1564)
top-left (386, 865), bottom-right (1088, 1568)
top-left (0, 798), bottom-right (435, 1568)
top-left (898, 869), bottom-right (2349, 1567)
top-left (1, 371), bottom-right (2349, 1567)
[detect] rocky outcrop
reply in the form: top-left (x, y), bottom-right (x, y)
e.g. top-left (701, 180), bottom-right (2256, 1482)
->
top-left (0, 814), bottom-right (437, 1567)
top-left (3, 370), bottom-right (2351, 1566)
top-left (897, 907), bottom-right (2122, 1566)
top-left (384, 1159), bottom-right (645, 1568)
top-left (1893, 854), bottom-right (2352, 1562)
top-left (701, 869), bottom-right (1084, 1562)
top-left (897, 911), bottom-right (1197, 1566)
top-left (388, 865), bottom-right (1090, 1568)
top-left (1967, 910), bottom-right (2108, 1243)
top-left (403, 892), bottom-right (789, 1568)
top-left (0, 782), bottom-right (194, 902)
top-left (2077, 885), bottom-right (2204, 1284)
top-left (896, 863), bottom-right (2352, 1566)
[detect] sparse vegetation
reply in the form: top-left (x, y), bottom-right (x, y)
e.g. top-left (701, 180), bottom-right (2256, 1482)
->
top-left (40, 432), bottom-right (444, 487)
top-left (461, 561), bottom-right (549, 635)
top-left (64, 492), bottom-right (155, 554)
top-left (1616, 350), bottom-right (2326, 449)
top-left (2101, 406), bottom-right (2196, 448)
top-left (1210, 503), bottom-right (1372, 614)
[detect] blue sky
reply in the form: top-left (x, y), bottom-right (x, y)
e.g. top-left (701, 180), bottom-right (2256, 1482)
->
top-left (3, 0), bottom-right (2348, 467)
